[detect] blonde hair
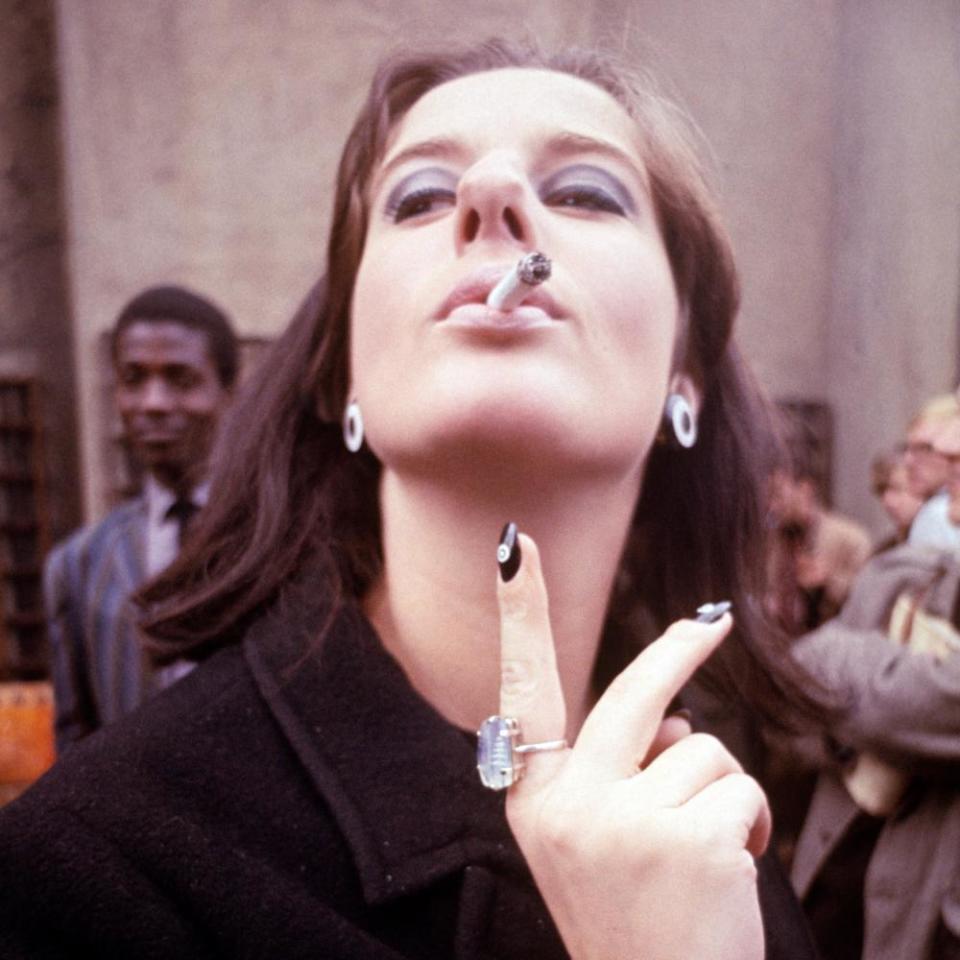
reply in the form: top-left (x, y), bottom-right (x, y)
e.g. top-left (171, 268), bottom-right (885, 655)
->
top-left (910, 392), bottom-right (960, 430)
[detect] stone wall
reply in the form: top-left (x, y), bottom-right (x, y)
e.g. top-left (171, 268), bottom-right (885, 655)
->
top-left (39, 0), bottom-right (960, 533)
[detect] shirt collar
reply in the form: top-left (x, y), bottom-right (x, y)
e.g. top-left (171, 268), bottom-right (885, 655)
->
top-left (144, 474), bottom-right (211, 527)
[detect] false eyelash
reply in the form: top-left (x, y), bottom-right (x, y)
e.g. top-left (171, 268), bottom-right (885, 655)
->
top-left (544, 185), bottom-right (625, 215)
top-left (386, 186), bottom-right (455, 223)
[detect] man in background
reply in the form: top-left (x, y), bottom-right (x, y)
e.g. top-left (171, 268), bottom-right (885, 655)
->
top-left (905, 392), bottom-right (960, 551)
top-left (44, 285), bottom-right (238, 752)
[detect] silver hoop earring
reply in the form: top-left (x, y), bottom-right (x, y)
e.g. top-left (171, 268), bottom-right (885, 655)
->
top-left (343, 399), bottom-right (364, 453)
top-left (662, 393), bottom-right (697, 449)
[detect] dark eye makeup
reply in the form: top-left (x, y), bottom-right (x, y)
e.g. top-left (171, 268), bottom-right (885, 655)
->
top-left (384, 167), bottom-right (458, 223)
top-left (539, 164), bottom-right (636, 216)
top-left (382, 161), bottom-right (636, 223)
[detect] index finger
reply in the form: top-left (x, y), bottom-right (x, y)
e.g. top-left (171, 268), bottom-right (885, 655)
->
top-left (496, 529), bottom-right (568, 791)
top-left (569, 614), bottom-right (732, 783)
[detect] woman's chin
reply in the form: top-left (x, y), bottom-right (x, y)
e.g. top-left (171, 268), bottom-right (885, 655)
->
top-left (368, 402), bottom-right (650, 487)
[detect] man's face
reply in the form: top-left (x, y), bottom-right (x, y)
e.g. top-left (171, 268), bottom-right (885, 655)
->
top-left (932, 415), bottom-right (960, 526)
top-left (903, 418), bottom-right (949, 499)
top-left (114, 321), bottom-right (230, 488)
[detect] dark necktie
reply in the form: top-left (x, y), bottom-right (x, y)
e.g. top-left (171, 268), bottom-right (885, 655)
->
top-left (165, 498), bottom-right (199, 549)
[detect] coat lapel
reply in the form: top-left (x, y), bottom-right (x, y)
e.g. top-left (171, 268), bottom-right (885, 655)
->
top-left (84, 498), bottom-right (153, 720)
top-left (243, 591), bottom-right (527, 905)
top-left (243, 590), bottom-right (571, 958)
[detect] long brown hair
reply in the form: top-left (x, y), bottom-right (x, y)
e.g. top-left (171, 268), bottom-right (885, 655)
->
top-left (141, 39), bottom-right (825, 728)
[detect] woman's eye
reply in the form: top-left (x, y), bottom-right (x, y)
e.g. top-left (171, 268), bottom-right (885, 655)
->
top-left (544, 185), bottom-right (625, 215)
top-left (388, 186), bottom-right (456, 223)
top-left (539, 164), bottom-right (636, 218)
top-left (382, 167), bottom-right (459, 224)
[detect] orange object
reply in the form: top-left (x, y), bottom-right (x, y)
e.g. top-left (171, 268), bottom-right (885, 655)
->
top-left (0, 682), bottom-right (55, 787)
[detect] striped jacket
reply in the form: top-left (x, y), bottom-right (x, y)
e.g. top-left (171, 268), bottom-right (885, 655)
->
top-left (43, 496), bottom-right (158, 753)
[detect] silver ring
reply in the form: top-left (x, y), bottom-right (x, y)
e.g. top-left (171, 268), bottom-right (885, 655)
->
top-left (476, 715), bottom-right (568, 791)
top-left (515, 739), bottom-right (568, 754)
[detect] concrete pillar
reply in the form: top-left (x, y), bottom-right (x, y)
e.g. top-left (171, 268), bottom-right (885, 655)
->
top-left (826, 0), bottom-right (960, 531)
top-left (0, 0), bottom-right (80, 541)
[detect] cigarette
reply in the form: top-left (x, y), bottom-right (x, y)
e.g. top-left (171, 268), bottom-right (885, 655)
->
top-left (486, 252), bottom-right (552, 311)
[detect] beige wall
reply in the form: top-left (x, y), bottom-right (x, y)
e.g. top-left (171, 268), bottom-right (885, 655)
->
top-left (53, 0), bottom-right (960, 534)
top-left (619, 0), bottom-right (841, 398)
top-left (826, 0), bottom-right (960, 531)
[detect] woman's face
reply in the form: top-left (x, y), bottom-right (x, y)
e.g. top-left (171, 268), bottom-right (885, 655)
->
top-left (350, 68), bottom-right (687, 484)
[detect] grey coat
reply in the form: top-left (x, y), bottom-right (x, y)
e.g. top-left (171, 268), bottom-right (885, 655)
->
top-left (791, 543), bottom-right (960, 959)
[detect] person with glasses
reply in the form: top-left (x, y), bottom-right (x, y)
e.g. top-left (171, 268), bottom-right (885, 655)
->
top-left (904, 393), bottom-right (960, 552)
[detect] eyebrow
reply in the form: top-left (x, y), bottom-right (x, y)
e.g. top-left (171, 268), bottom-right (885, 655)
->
top-left (374, 137), bottom-right (469, 196)
top-left (541, 132), bottom-right (646, 181)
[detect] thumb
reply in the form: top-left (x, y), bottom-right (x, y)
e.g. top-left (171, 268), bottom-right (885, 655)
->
top-left (495, 525), bottom-right (568, 791)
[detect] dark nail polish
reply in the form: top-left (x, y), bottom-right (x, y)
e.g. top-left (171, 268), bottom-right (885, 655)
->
top-left (497, 522), bottom-right (521, 582)
top-left (694, 600), bottom-right (732, 624)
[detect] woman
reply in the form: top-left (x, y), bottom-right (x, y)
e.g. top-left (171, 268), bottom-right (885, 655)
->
top-left (0, 41), bottom-right (821, 959)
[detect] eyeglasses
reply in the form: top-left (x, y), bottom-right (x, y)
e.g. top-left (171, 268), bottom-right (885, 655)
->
top-left (901, 441), bottom-right (941, 458)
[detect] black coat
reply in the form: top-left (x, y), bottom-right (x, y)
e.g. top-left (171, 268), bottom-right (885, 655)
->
top-left (0, 594), bottom-right (817, 959)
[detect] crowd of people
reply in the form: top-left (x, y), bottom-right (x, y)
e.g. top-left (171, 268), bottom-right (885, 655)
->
top-left (0, 36), bottom-right (957, 960)
top-left (764, 394), bottom-right (960, 959)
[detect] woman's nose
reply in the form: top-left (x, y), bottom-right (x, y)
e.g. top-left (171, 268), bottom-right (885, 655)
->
top-left (455, 153), bottom-right (536, 253)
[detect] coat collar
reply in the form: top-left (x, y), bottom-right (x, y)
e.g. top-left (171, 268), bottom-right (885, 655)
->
top-left (243, 589), bottom-right (529, 906)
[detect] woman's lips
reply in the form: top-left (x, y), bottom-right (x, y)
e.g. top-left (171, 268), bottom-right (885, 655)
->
top-left (442, 302), bottom-right (555, 329)
top-left (433, 265), bottom-right (564, 323)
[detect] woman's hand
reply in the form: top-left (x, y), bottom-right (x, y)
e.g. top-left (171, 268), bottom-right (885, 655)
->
top-left (497, 533), bottom-right (770, 960)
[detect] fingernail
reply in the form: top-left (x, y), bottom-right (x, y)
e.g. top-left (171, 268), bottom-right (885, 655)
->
top-left (668, 707), bottom-right (693, 723)
top-left (497, 522), bottom-right (521, 582)
top-left (694, 600), bottom-right (732, 624)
